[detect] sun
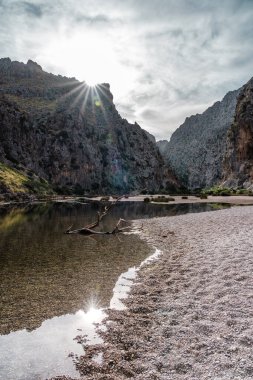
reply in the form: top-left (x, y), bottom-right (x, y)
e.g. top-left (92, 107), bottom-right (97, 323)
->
top-left (38, 31), bottom-right (137, 96)
top-left (86, 79), bottom-right (98, 87)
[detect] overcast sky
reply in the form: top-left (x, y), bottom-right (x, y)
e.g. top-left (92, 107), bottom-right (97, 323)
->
top-left (0, 0), bottom-right (253, 140)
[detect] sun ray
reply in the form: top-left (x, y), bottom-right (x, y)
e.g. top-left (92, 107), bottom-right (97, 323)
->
top-left (97, 84), bottom-right (114, 104)
top-left (68, 84), bottom-right (87, 110)
top-left (93, 86), bottom-right (110, 125)
top-left (58, 82), bottom-right (86, 104)
top-left (80, 85), bottom-right (92, 114)
top-left (55, 79), bottom-right (81, 88)
top-left (53, 78), bottom-right (115, 123)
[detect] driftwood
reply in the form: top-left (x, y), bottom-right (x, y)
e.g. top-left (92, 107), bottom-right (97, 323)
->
top-left (65, 196), bottom-right (129, 235)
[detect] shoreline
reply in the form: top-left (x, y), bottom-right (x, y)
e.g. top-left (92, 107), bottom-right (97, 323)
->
top-left (1, 194), bottom-right (253, 208)
top-left (54, 205), bottom-right (253, 379)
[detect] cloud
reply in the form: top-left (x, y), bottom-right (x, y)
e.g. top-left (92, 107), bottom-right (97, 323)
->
top-left (140, 109), bottom-right (160, 121)
top-left (75, 14), bottom-right (111, 24)
top-left (22, 1), bottom-right (43, 17)
top-left (0, 0), bottom-right (253, 140)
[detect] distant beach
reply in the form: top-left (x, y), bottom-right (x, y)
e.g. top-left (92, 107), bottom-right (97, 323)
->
top-left (92, 194), bottom-right (253, 205)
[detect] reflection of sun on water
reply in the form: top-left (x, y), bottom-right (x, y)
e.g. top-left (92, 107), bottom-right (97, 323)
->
top-left (77, 296), bottom-right (104, 324)
top-left (85, 307), bottom-right (103, 323)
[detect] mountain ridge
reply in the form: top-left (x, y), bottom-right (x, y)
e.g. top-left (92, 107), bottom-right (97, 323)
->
top-left (158, 86), bottom-right (242, 189)
top-left (0, 58), bottom-right (180, 197)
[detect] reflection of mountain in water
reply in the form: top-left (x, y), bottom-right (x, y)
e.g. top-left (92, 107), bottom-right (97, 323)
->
top-left (0, 203), bottom-right (152, 335)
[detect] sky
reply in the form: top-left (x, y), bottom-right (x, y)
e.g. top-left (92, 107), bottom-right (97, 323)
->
top-left (0, 0), bottom-right (253, 141)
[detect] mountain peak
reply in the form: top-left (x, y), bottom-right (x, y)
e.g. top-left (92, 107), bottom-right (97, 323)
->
top-left (0, 57), bottom-right (179, 196)
top-left (0, 57), bottom-right (44, 78)
top-left (27, 59), bottom-right (43, 71)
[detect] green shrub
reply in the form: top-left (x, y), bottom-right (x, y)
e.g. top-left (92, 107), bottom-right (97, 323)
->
top-left (220, 190), bottom-right (231, 196)
top-left (143, 197), bottom-right (150, 203)
top-left (203, 187), bottom-right (253, 196)
top-left (200, 194), bottom-right (208, 199)
top-left (236, 188), bottom-right (253, 196)
top-left (152, 196), bottom-right (175, 203)
top-left (202, 186), bottom-right (233, 196)
top-left (236, 188), bottom-right (248, 195)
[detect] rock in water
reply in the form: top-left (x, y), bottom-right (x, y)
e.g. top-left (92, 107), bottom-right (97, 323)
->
top-left (0, 58), bottom-right (179, 196)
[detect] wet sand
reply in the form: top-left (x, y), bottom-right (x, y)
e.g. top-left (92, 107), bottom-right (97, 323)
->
top-left (52, 205), bottom-right (253, 380)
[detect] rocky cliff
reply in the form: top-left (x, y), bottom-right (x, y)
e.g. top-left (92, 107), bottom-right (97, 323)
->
top-left (222, 78), bottom-right (253, 190)
top-left (0, 58), bottom-right (179, 196)
top-left (158, 88), bottom-right (241, 190)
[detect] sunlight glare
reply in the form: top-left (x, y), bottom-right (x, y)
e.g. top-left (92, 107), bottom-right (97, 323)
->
top-left (40, 31), bottom-right (137, 92)
top-left (86, 307), bottom-right (103, 322)
top-left (77, 307), bottom-right (103, 324)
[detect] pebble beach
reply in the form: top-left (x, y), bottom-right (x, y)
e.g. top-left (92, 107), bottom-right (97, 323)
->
top-left (53, 205), bottom-right (253, 380)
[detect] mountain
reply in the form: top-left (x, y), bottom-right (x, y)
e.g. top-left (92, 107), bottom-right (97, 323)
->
top-left (222, 77), bottom-right (253, 189)
top-left (0, 58), bottom-right (179, 198)
top-left (158, 88), bottom-right (241, 190)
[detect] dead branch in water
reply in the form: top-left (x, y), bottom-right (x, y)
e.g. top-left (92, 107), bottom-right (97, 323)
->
top-left (64, 196), bottom-right (129, 235)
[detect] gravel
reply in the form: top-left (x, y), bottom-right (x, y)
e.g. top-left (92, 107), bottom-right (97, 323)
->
top-left (51, 205), bottom-right (253, 380)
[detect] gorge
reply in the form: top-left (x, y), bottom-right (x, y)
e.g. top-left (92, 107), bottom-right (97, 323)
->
top-left (0, 57), bottom-right (253, 198)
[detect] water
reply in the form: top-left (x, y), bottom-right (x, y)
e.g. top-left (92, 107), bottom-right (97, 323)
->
top-left (0, 201), bottom-right (229, 379)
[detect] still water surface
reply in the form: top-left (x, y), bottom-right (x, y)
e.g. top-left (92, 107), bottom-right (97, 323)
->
top-left (0, 201), bottom-right (229, 379)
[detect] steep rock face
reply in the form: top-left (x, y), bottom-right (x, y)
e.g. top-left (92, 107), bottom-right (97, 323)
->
top-left (158, 89), bottom-right (240, 189)
top-left (223, 78), bottom-right (253, 189)
top-left (0, 58), bottom-right (179, 195)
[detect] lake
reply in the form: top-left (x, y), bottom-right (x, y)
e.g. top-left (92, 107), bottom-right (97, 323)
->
top-left (0, 201), bottom-right (229, 379)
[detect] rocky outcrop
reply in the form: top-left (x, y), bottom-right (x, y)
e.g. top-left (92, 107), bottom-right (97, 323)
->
top-left (0, 58), bottom-right (179, 195)
top-left (158, 88), bottom-right (241, 190)
top-left (222, 78), bottom-right (253, 189)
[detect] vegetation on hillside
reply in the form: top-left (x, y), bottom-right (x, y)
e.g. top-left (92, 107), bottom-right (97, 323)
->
top-left (5, 94), bottom-right (57, 112)
top-left (0, 162), bottom-right (54, 197)
top-left (201, 186), bottom-right (253, 196)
